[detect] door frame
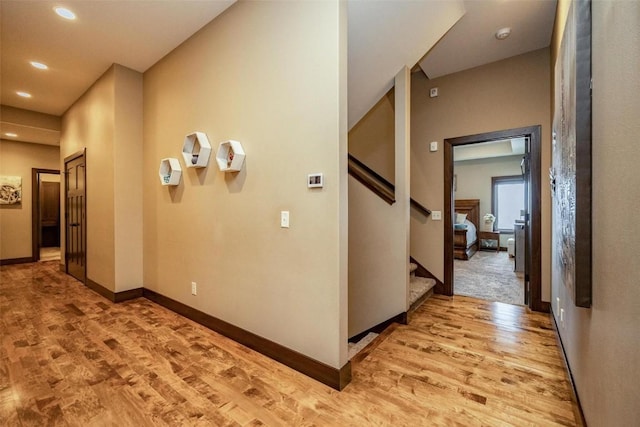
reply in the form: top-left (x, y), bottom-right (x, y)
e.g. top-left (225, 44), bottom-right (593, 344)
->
top-left (64, 149), bottom-right (87, 283)
top-left (31, 168), bottom-right (61, 262)
top-left (443, 125), bottom-right (547, 312)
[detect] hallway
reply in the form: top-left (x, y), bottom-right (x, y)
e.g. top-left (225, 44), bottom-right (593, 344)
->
top-left (0, 261), bottom-right (577, 425)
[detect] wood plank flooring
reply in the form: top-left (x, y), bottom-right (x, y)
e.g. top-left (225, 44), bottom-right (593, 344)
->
top-left (0, 261), bottom-right (577, 426)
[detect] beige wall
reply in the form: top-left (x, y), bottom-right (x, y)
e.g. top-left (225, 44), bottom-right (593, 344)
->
top-left (348, 89), bottom-right (395, 183)
top-left (143, 1), bottom-right (347, 368)
top-left (0, 140), bottom-right (60, 260)
top-left (113, 66), bottom-right (143, 292)
top-left (61, 64), bottom-right (143, 292)
top-left (551, 1), bottom-right (640, 424)
top-left (348, 68), bottom-right (410, 338)
top-left (411, 48), bottom-right (551, 301)
top-left (454, 155), bottom-right (522, 247)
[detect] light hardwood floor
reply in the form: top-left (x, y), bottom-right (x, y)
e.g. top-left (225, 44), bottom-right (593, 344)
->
top-left (0, 261), bottom-right (577, 426)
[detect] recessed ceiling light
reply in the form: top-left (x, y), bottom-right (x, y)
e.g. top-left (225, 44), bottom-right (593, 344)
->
top-left (4, 133), bottom-right (18, 138)
top-left (30, 61), bottom-right (49, 70)
top-left (495, 27), bottom-right (512, 40)
top-left (54, 6), bottom-right (76, 20)
top-left (17, 91), bottom-right (32, 98)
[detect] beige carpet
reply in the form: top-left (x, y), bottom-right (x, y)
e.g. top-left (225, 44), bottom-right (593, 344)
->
top-left (40, 247), bottom-right (60, 262)
top-left (454, 251), bottom-right (524, 305)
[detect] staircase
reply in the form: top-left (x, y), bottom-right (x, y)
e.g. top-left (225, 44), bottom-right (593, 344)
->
top-left (409, 262), bottom-right (436, 309)
top-left (348, 262), bottom-right (435, 361)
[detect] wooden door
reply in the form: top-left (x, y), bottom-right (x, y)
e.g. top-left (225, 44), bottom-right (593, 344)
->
top-left (65, 153), bottom-right (86, 282)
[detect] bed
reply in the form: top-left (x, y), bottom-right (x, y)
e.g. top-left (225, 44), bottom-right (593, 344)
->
top-left (454, 199), bottom-right (480, 260)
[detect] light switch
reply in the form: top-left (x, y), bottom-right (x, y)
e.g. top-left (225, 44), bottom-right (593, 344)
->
top-left (432, 211), bottom-right (442, 220)
top-left (430, 141), bottom-right (438, 152)
top-left (280, 211), bottom-right (290, 228)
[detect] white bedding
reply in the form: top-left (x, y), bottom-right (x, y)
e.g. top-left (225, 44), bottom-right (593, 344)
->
top-left (464, 219), bottom-right (477, 245)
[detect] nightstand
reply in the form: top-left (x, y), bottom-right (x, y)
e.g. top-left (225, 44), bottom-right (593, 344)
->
top-left (479, 231), bottom-right (500, 252)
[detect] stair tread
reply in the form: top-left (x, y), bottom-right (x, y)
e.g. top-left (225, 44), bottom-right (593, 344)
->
top-left (409, 276), bottom-right (436, 305)
top-left (409, 263), bottom-right (418, 273)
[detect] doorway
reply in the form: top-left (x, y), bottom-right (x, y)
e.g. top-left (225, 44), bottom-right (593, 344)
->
top-left (31, 168), bottom-right (61, 262)
top-left (64, 150), bottom-right (86, 283)
top-left (444, 126), bottom-right (546, 312)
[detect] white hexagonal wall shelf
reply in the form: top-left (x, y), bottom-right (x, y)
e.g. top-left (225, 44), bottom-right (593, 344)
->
top-left (216, 140), bottom-right (246, 172)
top-left (158, 158), bottom-right (182, 186)
top-left (182, 131), bottom-right (212, 168)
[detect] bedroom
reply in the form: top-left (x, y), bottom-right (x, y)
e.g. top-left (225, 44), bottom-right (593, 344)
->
top-left (453, 139), bottom-right (526, 305)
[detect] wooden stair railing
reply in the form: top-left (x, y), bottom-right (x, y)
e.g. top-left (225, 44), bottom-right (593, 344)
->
top-left (348, 154), bottom-right (431, 217)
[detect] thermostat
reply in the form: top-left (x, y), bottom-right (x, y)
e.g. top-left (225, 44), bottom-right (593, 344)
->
top-left (308, 173), bottom-right (324, 188)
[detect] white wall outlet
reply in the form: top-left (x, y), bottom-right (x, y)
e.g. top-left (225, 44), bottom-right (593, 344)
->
top-left (280, 211), bottom-right (290, 228)
top-left (191, 282), bottom-right (197, 296)
top-left (430, 141), bottom-right (438, 152)
top-left (430, 87), bottom-right (438, 98)
top-left (308, 173), bottom-right (324, 188)
top-left (432, 210), bottom-right (442, 220)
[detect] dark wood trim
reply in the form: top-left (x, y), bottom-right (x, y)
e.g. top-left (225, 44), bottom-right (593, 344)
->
top-left (348, 154), bottom-right (431, 216)
top-left (85, 278), bottom-right (142, 303)
top-left (550, 310), bottom-right (587, 426)
top-left (528, 126), bottom-right (544, 312)
top-left (339, 362), bottom-right (352, 390)
top-left (115, 288), bottom-right (144, 302)
top-left (539, 301), bottom-right (550, 313)
top-left (31, 168), bottom-right (60, 262)
top-left (445, 126), bottom-right (544, 311)
top-left (444, 141), bottom-right (455, 297)
top-left (0, 257), bottom-right (34, 266)
top-left (31, 169), bottom-right (39, 262)
top-left (574, 0), bottom-right (592, 308)
top-left (143, 288), bottom-right (351, 391)
top-left (410, 256), bottom-right (445, 294)
top-left (348, 154), bottom-right (395, 205)
top-left (410, 198), bottom-right (431, 216)
top-left (348, 312), bottom-right (407, 343)
top-left (85, 278), bottom-right (115, 301)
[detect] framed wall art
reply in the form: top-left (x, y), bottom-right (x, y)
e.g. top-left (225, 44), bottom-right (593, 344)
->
top-left (0, 176), bottom-right (22, 205)
top-left (551, 0), bottom-right (592, 308)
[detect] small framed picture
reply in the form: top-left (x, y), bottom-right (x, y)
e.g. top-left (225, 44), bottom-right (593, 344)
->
top-left (307, 173), bottom-right (324, 188)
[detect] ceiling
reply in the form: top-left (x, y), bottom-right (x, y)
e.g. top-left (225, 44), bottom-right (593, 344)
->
top-left (1, 0), bottom-right (557, 147)
top-left (454, 137), bottom-right (526, 162)
top-left (0, 0), bottom-right (236, 116)
top-left (348, 0), bottom-right (465, 130)
top-left (419, 0), bottom-right (557, 78)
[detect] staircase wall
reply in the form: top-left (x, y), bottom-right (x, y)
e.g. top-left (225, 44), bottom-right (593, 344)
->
top-left (348, 68), bottom-right (410, 338)
top-left (348, 88), bottom-right (395, 185)
top-left (348, 0), bottom-right (465, 130)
